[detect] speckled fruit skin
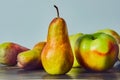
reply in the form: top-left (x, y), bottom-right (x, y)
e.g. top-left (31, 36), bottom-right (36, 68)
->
top-left (41, 17), bottom-right (74, 75)
top-left (75, 33), bottom-right (119, 72)
top-left (41, 5), bottom-right (74, 75)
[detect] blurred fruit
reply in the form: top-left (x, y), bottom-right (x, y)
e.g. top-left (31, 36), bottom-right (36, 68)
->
top-left (0, 42), bottom-right (29, 66)
top-left (69, 33), bottom-right (83, 67)
top-left (17, 42), bottom-right (46, 70)
top-left (119, 44), bottom-right (120, 59)
top-left (41, 5), bottom-right (74, 75)
top-left (96, 28), bottom-right (120, 43)
top-left (33, 42), bottom-right (46, 50)
top-left (75, 33), bottom-right (119, 72)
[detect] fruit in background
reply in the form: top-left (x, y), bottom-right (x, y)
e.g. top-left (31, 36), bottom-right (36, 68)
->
top-left (33, 42), bottom-right (46, 50)
top-left (69, 33), bottom-right (83, 67)
top-left (96, 28), bottom-right (120, 43)
top-left (119, 44), bottom-right (120, 59)
top-left (96, 28), bottom-right (120, 60)
top-left (67, 67), bottom-right (85, 78)
top-left (17, 42), bottom-right (46, 70)
top-left (75, 33), bottom-right (119, 72)
top-left (119, 34), bottom-right (120, 60)
top-left (41, 5), bottom-right (74, 75)
top-left (0, 42), bottom-right (29, 66)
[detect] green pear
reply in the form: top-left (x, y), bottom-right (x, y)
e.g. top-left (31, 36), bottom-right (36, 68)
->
top-left (0, 42), bottom-right (29, 66)
top-left (41, 5), bottom-right (74, 75)
top-left (69, 33), bottom-right (83, 67)
top-left (17, 42), bottom-right (46, 70)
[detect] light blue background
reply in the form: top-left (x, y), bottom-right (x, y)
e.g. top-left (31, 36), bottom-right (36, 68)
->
top-left (0, 0), bottom-right (120, 48)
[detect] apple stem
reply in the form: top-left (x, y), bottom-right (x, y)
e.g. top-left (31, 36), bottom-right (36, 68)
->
top-left (54, 5), bottom-right (59, 18)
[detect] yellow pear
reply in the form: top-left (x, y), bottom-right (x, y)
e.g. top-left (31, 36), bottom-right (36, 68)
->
top-left (41, 5), bottom-right (74, 75)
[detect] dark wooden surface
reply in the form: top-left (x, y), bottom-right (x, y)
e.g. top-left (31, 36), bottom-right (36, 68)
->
top-left (0, 62), bottom-right (120, 80)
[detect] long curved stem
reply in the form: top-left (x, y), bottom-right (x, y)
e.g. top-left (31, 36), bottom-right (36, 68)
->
top-left (54, 5), bottom-right (60, 18)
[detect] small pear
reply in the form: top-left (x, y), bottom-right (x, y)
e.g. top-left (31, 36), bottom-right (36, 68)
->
top-left (0, 42), bottom-right (29, 66)
top-left (17, 42), bottom-right (46, 70)
top-left (41, 5), bottom-right (74, 75)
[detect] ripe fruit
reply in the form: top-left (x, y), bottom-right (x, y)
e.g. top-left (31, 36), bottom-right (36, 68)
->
top-left (17, 42), bottom-right (46, 70)
top-left (0, 42), bottom-right (29, 66)
top-left (96, 28), bottom-right (120, 43)
top-left (96, 28), bottom-right (120, 60)
top-left (75, 33), bottom-right (119, 72)
top-left (69, 33), bottom-right (83, 67)
top-left (41, 5), bottom-right (74, 75)
top-left (33, 42), bottom-right (46, 50)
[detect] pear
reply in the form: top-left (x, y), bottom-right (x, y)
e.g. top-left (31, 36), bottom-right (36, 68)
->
top-left (41, 5), bottom-right (74, 75)
top-left (0, 42), bottom-right (29, 66)
top-left (69, 33), bottom-right (83, 67)
top-left (17, 42), bottom-right (46, 70)
top-left (33, 42), bottom-right (46, 51)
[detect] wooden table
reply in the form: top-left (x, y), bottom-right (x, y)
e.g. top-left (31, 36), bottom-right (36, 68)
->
top-left (0, 62), bottom-right (120, 80)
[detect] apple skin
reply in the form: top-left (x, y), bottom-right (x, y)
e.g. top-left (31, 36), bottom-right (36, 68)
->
top-left (75, 33), bottom-right (119, 72)
top-left (69, 33), bottom-right (83, 67)
top-left (96, 28), bottom-right (120, 60)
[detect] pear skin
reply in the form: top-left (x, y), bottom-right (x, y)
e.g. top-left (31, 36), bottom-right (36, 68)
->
top-left (17, 42), bottom-right (46, 70)
top-left (41, 5), bottom-right (74, 75)
top-left (17, 50), bottom-right (41, 70)
top-left (0, 42), bottom-right (29, 66)
top-left (33, 42), bottom-right (46, 51)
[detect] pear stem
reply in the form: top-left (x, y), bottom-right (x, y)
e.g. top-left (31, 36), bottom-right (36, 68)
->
top-left (54, 5), bottom-right (60, 18)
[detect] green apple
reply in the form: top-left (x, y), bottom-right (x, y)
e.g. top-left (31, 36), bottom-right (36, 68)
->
top-left (69, 33), bottom-right (83, 67)
top-left (96, 28), bottom-right (120, 60)
top-left (75, 33), bottom-right (119, 72)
